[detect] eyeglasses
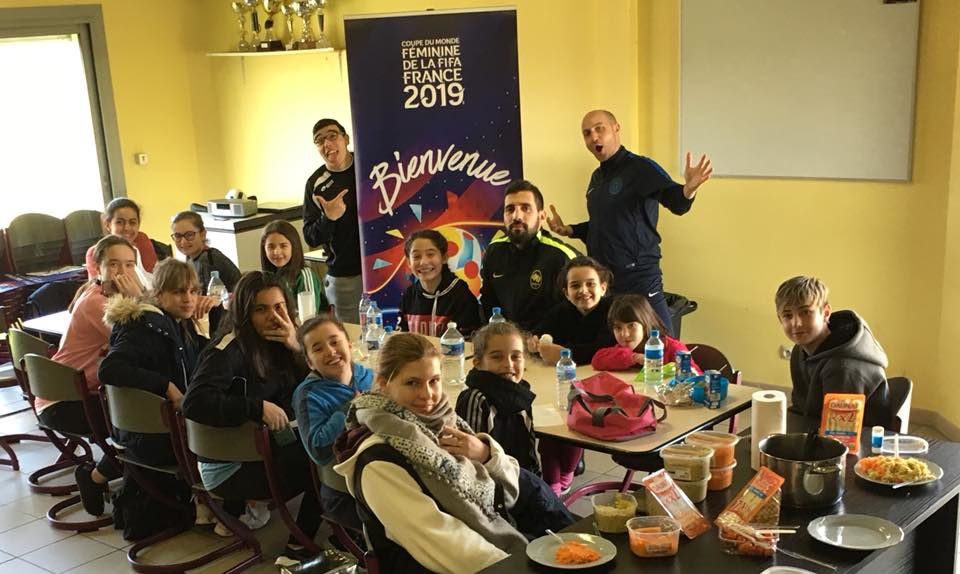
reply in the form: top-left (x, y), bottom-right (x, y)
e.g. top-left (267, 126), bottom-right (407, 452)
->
top-left (314, 131), bottom-right (342, 145)
top-left (170, 231), bottom-right (198, 242)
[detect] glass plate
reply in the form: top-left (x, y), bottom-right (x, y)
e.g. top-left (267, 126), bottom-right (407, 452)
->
top-left (525, 532), bottom-right (617, 570)
top-left (807, 514), bottom-right (904, 550)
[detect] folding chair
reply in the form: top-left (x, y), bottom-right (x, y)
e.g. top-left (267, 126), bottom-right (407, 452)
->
top-left (22, 352), bottom-right (113, 531)
top-left (103, 385), bottom-right (251, 573)
top-left (183, 417), bottom-right (322, 556)
top-left (8, 328), bottom-right (92, 493)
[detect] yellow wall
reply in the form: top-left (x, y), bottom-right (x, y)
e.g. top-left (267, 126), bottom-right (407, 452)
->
top-left (8, 1), bottom-right (960, 421)
top-left (0, 0), bottom-right (220, 240)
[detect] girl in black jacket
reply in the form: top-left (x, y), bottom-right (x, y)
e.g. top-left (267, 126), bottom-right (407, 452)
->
top-left (399, 229), bottom-right (482, 337)
top-left (181, 271), bottom-right (320, 556)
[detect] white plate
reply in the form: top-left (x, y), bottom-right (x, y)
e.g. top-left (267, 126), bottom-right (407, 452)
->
top-left (761, 567), bottom-right (816, 574)
top-left (854, 458), bottom-right (943, 487)
top-left (525, 532), bottom-right (617, 570)
top-left (807, 514), bottom-right (904, 550)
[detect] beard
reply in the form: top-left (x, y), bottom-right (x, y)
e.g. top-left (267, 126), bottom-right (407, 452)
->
top-left (506, 222), bottom-right (537, 246)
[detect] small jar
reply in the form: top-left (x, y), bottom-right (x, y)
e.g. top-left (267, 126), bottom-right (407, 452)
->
top-left (871, 426), bottom-right (884, 454)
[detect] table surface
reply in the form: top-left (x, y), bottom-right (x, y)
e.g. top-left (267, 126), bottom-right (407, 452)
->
top-left (483, 416), bottom-right (960, 573)
top-left (20, 310), bottom-right (71, 338)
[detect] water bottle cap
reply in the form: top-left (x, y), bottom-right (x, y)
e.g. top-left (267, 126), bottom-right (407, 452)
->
top-left (385, 326), bottom-right (394, 333)
top-left (492, 307), bottom-right (501, 314)
top-left (560, 348), bottom-right (571, 358)
top-left (210, 271), bottom-right (219, 278)
top-left (448, 322), bottom-right (457, 329)
top-left (650, 328), bottom-right (659, 337)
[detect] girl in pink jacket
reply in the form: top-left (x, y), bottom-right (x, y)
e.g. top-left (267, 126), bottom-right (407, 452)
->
top-left (592, 294), bottom-right (701, 373)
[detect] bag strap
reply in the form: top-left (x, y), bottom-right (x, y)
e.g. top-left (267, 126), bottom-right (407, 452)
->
top-left (639, 397), bottom-right (669, 422)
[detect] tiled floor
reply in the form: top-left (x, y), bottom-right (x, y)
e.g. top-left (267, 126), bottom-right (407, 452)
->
top-left (0, 398), bottom-right (948, 573)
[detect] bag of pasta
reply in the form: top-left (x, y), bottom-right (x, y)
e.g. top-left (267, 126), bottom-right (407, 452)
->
top-left (819, 393), bottom-right (865, 454)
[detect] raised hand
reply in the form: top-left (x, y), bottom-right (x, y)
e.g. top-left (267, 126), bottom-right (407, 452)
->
top-left (314, 189), bottom-right (349, 221)
top-left (439, 425), bottom-right (490, 463)
top-left (262, 305), bottom-right (300, 351)
top-left (546, 205), bottom-right (573, 237)
top-left (113, 273), bottom-right (143, 298)
top-left (193, 295), bottom-right (220, 319)
top-left (682, 152), bottom-right (713, 199)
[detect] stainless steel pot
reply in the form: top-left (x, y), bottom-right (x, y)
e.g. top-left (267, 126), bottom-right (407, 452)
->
top-left (759, 433), bottom-right (847, 508)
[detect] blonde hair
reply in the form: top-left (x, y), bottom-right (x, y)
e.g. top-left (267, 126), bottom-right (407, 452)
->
top-left (775, 276), bottom-right (829, 312)
top-left (377, 333), bottom-right (440, 382)
top-left (150, 259), bottom-right (200, 298)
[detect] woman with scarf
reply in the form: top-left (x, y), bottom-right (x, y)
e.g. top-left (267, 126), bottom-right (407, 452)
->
top-left (333, 333), bottom-right (572, 574)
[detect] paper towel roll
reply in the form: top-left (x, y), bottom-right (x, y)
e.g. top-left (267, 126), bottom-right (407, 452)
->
top-left (751, 390), bottom-right (787, 470)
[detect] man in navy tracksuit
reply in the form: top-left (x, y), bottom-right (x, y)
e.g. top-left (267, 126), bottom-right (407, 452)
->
top-left (547, 109), bottom-right (713, 334)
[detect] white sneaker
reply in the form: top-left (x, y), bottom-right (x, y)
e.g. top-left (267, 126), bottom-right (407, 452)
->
top-left (194, 500), bottom-right (216, 526)
top-left (239, 501), bottom-right (271, 530)
top-left (213, 520), bottom-right (234, 537)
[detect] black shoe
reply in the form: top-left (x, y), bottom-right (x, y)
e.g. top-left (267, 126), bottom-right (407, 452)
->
top-left (74, 464), bottom-right (106, 516)
top-left (574, 453), bottom-right (586, 477)
top-left (283, 544), bottom-right (318, 562)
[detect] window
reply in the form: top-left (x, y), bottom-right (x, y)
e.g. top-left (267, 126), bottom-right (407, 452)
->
top-left (0, 6), bottom-right (124, 227)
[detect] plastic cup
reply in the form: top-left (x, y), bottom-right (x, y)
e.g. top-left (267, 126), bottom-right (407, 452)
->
top-left (660, 444), bottom-right (714, 481)
top-left (591, 492), bottom-right (638, 533)
top-left (685, 430), bottom-right (740, 467)
top-left (673, 476), bottom-right (709, 503)
top-left (707, 460), bottom-right (737, 491)
top-left (627, 516), bottom-right (681, 557)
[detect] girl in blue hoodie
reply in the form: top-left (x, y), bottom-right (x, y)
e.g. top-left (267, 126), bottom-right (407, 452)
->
top-left (293, 314), bottom-right (374, 531)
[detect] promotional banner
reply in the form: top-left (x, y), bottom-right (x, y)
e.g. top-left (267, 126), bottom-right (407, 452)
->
top-left (344, 9), bottom-right (522, 319)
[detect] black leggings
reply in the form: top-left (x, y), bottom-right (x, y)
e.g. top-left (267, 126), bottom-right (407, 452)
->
top-left (37, 401), bottom-right (121, 480)
top-left (211, 441), bottom-right (322, 540)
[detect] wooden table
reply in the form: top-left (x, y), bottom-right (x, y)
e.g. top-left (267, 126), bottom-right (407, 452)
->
top-left (483, 414), bottom-right (960, 573)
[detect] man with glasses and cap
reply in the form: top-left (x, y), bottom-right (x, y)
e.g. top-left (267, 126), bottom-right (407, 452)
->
top-left (303, 118), bottom-right (363, 323)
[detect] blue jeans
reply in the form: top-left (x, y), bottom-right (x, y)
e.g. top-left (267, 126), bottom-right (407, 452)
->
top-left (510, 468), bottom-right (576, 540)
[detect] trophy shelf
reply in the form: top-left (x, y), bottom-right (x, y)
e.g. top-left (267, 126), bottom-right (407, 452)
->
top-left (206, 47), bottom-right (338, 57)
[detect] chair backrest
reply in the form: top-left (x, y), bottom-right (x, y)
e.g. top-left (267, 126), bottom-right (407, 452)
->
top-left (687, 343), bottom-right (743, 385)
top-left (184, 419), bottom-right (263, 463)
top-left (5, 213), bottom-right (69, 274)
top-left (22, 353), bottom-right (85, 403)
top-left (8, 328), bottom-right (52, 373)
top-left (104, 385), bottom-right (169, 434)
top-left (63, 210), bottom-right (104, 266)
top-left (887, 376), bottom-right (913, 433)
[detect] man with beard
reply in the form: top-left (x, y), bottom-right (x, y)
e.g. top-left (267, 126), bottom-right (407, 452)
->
top-left (547, 109), bottom-right (713, 333)
top-left (480, 180), bottom-right (580, 331)
top-left (302, 118), bottom-right (363, 323)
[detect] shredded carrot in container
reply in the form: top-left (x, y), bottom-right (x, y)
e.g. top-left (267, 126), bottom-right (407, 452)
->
top-left (554, 540), bottom-right (601, 565)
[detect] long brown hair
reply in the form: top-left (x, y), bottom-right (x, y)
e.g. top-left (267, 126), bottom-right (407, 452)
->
top-left (607, 294), bottom-right (667, 334)
top-left (70, 235), bottom-right (135, 311)
top-left (222, 270), bottom-right (297, 379)
top-left (260, 220), bottom-right (306, 284)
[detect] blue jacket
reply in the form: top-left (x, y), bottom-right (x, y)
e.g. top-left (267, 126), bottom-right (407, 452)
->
top-left (293, 363), bottom-right (374, 466)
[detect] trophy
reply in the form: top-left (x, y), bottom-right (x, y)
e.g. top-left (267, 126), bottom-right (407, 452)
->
top-left (280, 0), bottom-right (300, 51)
top-left (230, 1), bottom-right (254, 52)
top-left (258, 0), bottom-right (286, 51)
top-left (297, 0), bottom-right (331, 50)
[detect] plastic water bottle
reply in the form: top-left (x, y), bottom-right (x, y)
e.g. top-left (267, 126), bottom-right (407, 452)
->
top-left (207, 271), bottom-right (227, 304)
top-left (365, 315), bottom-right (383, 368)
top-left (359, 292), bottom-right (372, 333)
top-left (379, 325), bottom-right (394, 350)
top-left (364, 300), bottom-right (379, 342)
top-left (643, 328), bottom-right (665, 387)
top-left (555, 349), bottom-right (577, 412)
top-left (440, 322), bottom-right (465, 386)
top-left (489, 307), bottom-right (506, 324)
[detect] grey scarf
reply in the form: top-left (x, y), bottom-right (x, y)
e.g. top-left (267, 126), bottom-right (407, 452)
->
top-left (349, 392), bottom-right (527, 551)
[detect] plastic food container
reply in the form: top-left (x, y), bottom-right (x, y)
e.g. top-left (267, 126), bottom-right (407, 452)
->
top-left (686, 431), bottom-right (740, 467)
top-left (718, 526), bottom-right (779, 556)
top-left (591, 492), bottom-right (638, 533)
top-left (674, 476), bottom-right (709, 503)
top-left (660, 444), bottom-right (714, 481)
top-left (645, 489), bottom-right (667, 516)
top-left (708, 460), bottom-right (738, 491)
top-left (627, 516), bottom-right (681, 558)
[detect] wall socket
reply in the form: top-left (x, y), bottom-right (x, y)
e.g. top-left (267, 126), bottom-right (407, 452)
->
top-left (778, 345), bottom-right (792, 360)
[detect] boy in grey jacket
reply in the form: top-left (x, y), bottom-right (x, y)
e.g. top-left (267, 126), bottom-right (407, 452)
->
top-left (775, 276), bottom-right (891, 428)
